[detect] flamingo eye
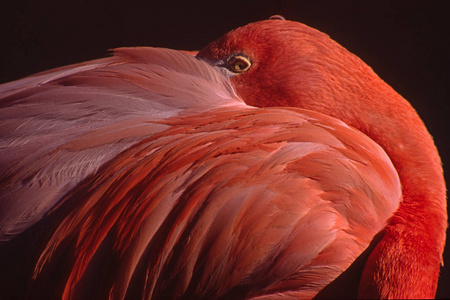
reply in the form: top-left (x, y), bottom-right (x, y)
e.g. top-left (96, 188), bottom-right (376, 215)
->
top-left (227, 54), bottom-right (252, 73)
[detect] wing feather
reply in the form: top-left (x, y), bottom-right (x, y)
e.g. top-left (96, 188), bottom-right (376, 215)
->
top-left (0, 48), bottom-right (401, 299)
top-left (19, 107), bottom-right (401, 299)
top-left (0, 47), bottom-right (243, 242)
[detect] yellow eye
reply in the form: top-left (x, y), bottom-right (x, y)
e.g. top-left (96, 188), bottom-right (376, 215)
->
top-left (227, 54), bottom-right (252, 73)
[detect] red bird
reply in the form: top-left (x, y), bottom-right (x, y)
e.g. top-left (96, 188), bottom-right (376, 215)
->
top-left (0, 18), bottom-right (446, 299)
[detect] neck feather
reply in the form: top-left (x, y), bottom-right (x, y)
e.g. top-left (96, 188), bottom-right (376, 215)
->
top-left (352, 85), bottom-right (447, 298)
top-left (290, 55), bottom-right (447, 297)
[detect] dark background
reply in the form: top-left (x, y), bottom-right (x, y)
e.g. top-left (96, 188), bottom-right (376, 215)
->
top-left (1, 0), bottom-right (449, 298)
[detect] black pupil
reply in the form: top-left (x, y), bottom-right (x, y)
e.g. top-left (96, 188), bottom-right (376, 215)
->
top-left (236, 59), bottom-right (246, 70)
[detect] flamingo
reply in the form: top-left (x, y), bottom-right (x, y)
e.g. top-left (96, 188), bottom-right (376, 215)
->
top-left (0, 18), bottom-right (446, 299)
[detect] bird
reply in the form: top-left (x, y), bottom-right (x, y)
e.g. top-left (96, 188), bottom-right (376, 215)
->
top-left (0, 17), bottom-right (446, 300)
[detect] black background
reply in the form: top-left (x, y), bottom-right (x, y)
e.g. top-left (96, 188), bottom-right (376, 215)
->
top-left (1, 0), bottom-right (449, 298)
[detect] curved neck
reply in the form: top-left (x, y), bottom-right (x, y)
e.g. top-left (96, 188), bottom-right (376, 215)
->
top-left (356, 91), bottom-right (447, 298)
top-left (290, 61), bottom-right (447, 296)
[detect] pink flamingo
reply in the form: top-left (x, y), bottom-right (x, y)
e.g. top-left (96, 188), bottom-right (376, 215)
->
top-left (0, 18), bottom-right (446, 299)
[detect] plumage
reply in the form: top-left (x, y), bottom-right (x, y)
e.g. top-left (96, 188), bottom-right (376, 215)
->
top-left (0, 18), bottom-right (446, 299)
top-left (0, 48), bottom-right (240, 243)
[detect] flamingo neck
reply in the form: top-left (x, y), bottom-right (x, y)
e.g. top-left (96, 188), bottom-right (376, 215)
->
top-left (275, 63), bottom-right (447, 296)
top-left (355, 92), bottom-right (447, 298)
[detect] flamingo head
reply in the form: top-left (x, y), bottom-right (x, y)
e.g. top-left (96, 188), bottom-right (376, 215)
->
top-left (196, 18), bottom-right (406, 141)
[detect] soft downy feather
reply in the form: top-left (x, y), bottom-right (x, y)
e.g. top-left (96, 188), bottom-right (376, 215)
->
top-left (0, 47), bottom-right (243, 242)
